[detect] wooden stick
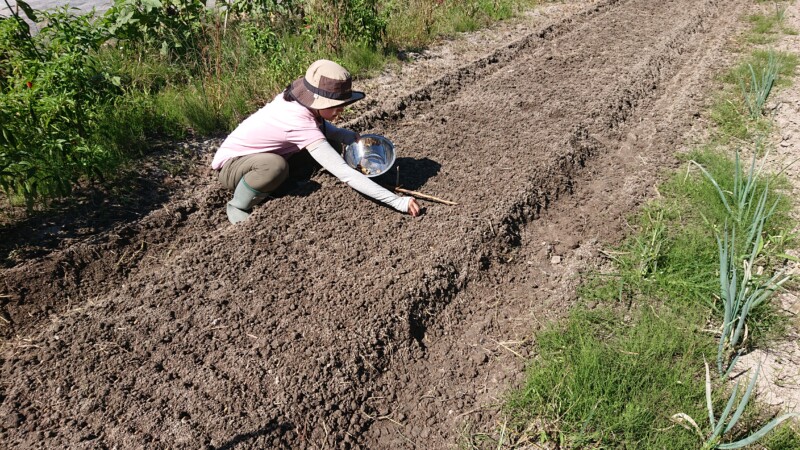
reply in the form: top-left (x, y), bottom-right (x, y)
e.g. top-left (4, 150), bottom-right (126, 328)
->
top-left (382, 185), bottom-right (458, 206)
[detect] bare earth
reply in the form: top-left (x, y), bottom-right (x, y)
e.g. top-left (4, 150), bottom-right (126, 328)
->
top-left (3, 0), bottom-right (796, 448)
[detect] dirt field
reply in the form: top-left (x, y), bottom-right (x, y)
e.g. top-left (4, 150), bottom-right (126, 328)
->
top-left (0, 0), bottom-right (758, 448)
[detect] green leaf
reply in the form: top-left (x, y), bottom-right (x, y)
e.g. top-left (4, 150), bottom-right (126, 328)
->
top-left (15, 0), bottom-right (39, 23)
top-left (716, 413), bottom-right (800, 449)
top-left (142, 0), bottom-right (163, 10)
top-left (724, 365), bottom-right (761, 434)
top-left (117, 9), bottom-right (135, 25)
top-left (705, 358), bottom-right (716, 430)
top-left (710, 379), bottom-right (741, 440)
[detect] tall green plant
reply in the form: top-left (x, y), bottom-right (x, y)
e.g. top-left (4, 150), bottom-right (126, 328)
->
top-left (104, 0), bottom-right (208, 59)
top-left (740, 50), bottom-right (779, 119)
top-left (672, 360), bottom-right (799, 449)
top-left (0, 3), bottom-right (123, 205)
top-left (306, 0), bottom-right (388, 51)
top-left (692, 152), bottom-right (788, 376)
top-left (715, 222), bottom-right (788, 376)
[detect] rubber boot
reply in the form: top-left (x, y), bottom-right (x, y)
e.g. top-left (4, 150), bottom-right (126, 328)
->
top-left (227, 178), bottom-right (269, 224)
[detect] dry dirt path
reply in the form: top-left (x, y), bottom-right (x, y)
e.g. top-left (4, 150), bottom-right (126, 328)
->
top-left (0, 0), bottom-right (750, 448)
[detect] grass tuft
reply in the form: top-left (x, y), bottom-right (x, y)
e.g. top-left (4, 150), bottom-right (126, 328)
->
top-left (505, 306), bottom-right (712, 449)
top-left (711, 50), bottom-right (797, 142)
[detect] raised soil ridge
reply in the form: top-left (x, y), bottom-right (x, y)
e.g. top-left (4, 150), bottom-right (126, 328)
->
top-left (0, 0), bottom-right (754, 448)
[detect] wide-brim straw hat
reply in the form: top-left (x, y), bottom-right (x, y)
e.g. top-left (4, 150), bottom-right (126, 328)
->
top-left (290, 59), bottom-right (365, 110)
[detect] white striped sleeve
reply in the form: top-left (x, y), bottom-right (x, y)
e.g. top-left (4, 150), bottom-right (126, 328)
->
top-left (308, 140), bottom-right (411, 213)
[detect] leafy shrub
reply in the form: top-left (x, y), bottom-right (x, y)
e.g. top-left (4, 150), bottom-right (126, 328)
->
top-left (0, 6), bottom-right (123, 205)
top-left (103, 0), bottom-right (208, 59)
top-left (224, 0), bottom-right (305, 31)
top-left (306, 0), bottom-right (388, 51)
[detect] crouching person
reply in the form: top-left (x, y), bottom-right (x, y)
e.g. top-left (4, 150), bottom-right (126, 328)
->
top-left (211, 59), bottom-right (420, 223)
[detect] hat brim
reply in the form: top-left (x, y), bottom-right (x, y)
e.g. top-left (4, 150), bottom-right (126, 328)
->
top-left (290, 77), bottom-right (365, 110)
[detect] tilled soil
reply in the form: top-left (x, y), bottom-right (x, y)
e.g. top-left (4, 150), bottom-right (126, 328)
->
top-left (0, 0), bottom-right (750, 448)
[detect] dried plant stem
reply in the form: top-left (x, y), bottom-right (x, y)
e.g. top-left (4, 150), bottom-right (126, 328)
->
top-left (382, 185), bottom-right (459, 205)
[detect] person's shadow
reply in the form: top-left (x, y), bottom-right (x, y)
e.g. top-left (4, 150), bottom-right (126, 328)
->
top-left (372, 156), bottom-right (441, 190)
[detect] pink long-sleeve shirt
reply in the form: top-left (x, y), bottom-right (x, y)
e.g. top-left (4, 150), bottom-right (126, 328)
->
top-left (211, 94), bottom-right (325, 170)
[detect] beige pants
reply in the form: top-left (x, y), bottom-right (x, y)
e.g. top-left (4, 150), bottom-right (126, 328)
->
top-left (218, 153), bottom-right (289, 193)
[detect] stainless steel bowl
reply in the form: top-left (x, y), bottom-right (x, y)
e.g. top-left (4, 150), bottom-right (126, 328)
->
top-left (344, 134), bottom-right (396, 178)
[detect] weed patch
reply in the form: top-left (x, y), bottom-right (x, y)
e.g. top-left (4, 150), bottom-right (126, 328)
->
top-left (506, 306), bottom-right (711, 449)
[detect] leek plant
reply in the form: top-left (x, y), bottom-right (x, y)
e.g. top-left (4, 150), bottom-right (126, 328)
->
top-left (690, 149), bottom-right (772, 225)
top-left (715, 221), bottom-right (788, 376)
top-left (740, 50), bottom-right (779, 119)
top-left (672, 360), bottom-right (799, 449)
top-left (691, 151), bottom-right (789, 376)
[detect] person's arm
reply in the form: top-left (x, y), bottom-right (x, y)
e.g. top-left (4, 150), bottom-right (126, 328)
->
top-left (322, 120), bottom-right (359, 146)
top-left (307, 139), bottom-right (419, 215)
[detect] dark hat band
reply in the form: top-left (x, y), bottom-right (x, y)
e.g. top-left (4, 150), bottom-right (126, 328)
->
top-left (303, 77), bottom-right (352, 100)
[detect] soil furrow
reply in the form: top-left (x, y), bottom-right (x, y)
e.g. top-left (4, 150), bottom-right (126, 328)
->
top-left (0, 0), bottom-right (749, 448)
top-left (372, 0), bottom-right (724, 350)
top-left (363, 0), bottom-right (747, 447)
top-left (344, 0), bottom-right (622, 132)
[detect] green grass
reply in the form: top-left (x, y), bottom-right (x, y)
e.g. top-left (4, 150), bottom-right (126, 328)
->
top-left (746, 13), bottom-right (784, 44)
top-left (581, 199), bottom-right (718, 308)
top-left (745, 1), bottom-right (797, 43)
top-left (505, 306), bottom-right (712, 449)
top-left (710, 93), bottom-right (769, 143)
top-left (437, 0), bottom-right (521, 35)
top-left (386, 0), bottom-right (535, 51)
top-left (338, 41), bottom-right (394, 79)
top-left (711, 50), bottom-right (797, 143)
top-left (763, 423), bottom-right (800, 449)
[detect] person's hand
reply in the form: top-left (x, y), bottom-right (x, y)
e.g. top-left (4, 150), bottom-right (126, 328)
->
top-left (344, 129), bottom-right (360, 145)
top-left (407, 198), bottom-right (420, 217)
top-left (335, 127), bottom-right (359, 145)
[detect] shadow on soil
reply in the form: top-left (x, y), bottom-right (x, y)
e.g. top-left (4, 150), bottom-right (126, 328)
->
top-left (373, 156), bottom-right (442, 189)
top-left (214, 420), bottom-right (295, 450)
top-left (0, 174), bottom-right (172, 268)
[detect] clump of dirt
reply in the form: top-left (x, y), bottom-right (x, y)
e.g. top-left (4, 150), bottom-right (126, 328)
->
top-left (0, 0), bottom-right (768, 448)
